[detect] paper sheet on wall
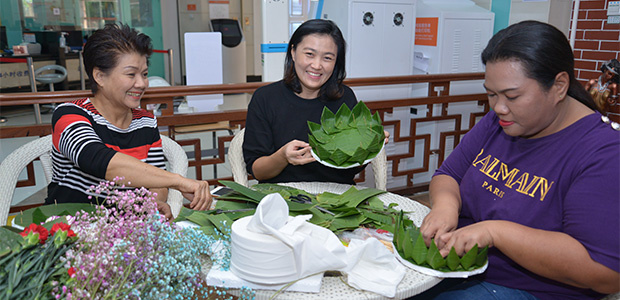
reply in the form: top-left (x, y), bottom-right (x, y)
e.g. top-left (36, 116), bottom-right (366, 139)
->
top-left (184, 32), bottom-right (224, 112)
top-left (413, 51), bottom-right (430, 73)
top-left (209, 3), bottom-right (229, 19)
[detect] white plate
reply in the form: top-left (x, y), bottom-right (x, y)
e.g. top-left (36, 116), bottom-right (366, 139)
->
top-left (310, 141), bottom-right (385, 169)
top-left (394, 247), bottom-right (488, 278)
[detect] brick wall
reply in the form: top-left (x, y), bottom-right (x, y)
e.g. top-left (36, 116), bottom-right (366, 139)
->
top-left (571, 0), bottom-right (620, 122)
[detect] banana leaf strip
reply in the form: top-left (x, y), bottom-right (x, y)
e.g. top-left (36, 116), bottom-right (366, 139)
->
top-left (426, 240), bottom-right (447, 269)
top-left (360, 210), bottom-right (394, 225)
top-left (219, 180), bottom-right (267, 202)
top-left (411, 233), bottom-right (428, 265)
top-left (12, 203), bottom-right (95, 228)
top-left (446, 248), bottom-right (460, 271)
top-left (476, 246), bottom-right (489, 267)
top-left (460, 244), bottom-right (478, 270)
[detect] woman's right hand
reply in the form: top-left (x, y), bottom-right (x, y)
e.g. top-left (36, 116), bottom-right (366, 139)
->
top-left (281, 140), bottom-right (316, 165)
top-left (178, 179), bottom-right (213, 211)
top-left (420, 205), bottom-right (459, 249)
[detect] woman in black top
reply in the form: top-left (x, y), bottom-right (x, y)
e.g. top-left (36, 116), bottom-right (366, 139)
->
top-left (243, 19), bottom-right (366, 184)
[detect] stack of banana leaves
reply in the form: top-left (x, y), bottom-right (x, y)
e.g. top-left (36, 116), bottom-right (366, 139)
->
top-left (174, 180), bottom-right (402, 237)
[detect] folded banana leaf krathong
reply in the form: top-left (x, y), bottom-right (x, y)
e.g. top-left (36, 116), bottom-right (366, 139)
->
top-left (307, 101), bottom-right (385, 167)
top-left (392, 210), bottom-right (488, 272)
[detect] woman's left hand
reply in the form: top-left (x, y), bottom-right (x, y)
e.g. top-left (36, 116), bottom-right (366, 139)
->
top-left (156, 200), bottom-right (173, 220)
top-left (384, 130), bottom-right (390, 145)
top-left (435, 221), bottom-right (495, 257)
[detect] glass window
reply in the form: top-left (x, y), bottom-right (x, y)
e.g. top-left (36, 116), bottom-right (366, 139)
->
top-left (290, 0), bottom-right (303, 16)
top-left (21, 0), bottom-right (34, 18)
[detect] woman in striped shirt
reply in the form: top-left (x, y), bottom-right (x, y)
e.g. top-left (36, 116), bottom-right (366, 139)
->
top-left (45, 24), bottom-right (212, 219)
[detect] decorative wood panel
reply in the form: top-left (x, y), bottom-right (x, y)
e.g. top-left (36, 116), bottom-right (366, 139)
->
top-left (1, 73), bottom-right (488, 198)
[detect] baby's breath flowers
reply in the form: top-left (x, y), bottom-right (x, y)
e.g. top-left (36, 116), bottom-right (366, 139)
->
top-left (54, 177), bottom-right (229, 299)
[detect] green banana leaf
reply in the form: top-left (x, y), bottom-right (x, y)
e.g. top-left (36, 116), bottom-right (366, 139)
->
top-left (12, 203), bottom-right (96, 228)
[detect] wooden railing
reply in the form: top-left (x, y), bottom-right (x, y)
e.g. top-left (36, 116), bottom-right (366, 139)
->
top-left (0, 73), bottom-right (488, 199)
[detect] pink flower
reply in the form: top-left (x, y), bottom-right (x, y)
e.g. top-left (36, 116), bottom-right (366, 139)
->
top-left (20, 223), bottom-right (49, 244)
top-left (68, 267), bottom-right (76, 278)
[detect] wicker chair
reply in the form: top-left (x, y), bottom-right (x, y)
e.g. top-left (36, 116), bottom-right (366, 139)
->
top-left (228, 128), bottom-right (388, 190)
top-left (0, 135), bottom-right (188, 225)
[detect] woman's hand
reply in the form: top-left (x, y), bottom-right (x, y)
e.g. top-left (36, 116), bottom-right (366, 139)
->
top-left (384, 130), bottom-right (390, 145)
top-left (155, 200), bottom-right (173, 220)
top-left (178, 179), bottom-right (213, 211)
top-left (420, 205), bottom-right (459, 248)
top-left (282, 140), bottom-right (316, 165)
top-left (435, 221), bottom-right (495, 257)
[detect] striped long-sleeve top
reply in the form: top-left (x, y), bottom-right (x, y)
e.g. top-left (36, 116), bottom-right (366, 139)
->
top-left (45, 98), bottom-right (166, 204)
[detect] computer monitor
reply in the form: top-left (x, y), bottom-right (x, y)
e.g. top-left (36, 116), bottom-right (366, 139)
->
top-left (210, 19), bottom-right (243, 48)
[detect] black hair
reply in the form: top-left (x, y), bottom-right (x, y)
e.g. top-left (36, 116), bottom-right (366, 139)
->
top-left (83, 23), bottom-right (153, 94)
top-left (283, 19), bottom-right (346, 100)
top-left (481, 20), bottom-right (599, 112)
top-left (601, 59), bottom-right (620, 84)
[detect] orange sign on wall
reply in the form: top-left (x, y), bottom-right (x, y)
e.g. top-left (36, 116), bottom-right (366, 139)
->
top-left (187, 4), bottom-right (196, 11)
top-left (415, 17), bottom-right (439, 46)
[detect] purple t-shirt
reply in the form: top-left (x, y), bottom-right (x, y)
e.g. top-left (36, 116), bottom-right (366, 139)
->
top-left (435, 111), bottom-right (619, 300)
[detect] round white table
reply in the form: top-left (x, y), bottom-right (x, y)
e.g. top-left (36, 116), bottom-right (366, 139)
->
top-left (203, 182), bottom-right (442, 300)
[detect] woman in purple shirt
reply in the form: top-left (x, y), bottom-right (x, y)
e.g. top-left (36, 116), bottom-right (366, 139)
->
top-left (417, 21), bottom-right (619, 300)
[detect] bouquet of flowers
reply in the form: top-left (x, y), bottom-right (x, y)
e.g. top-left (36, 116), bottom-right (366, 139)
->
top-left (0, 222), bottom-right (76, 300)
top-left (1, 177), bottom-right (252, 300)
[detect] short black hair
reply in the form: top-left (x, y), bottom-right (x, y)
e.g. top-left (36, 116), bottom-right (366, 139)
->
top-left (83, 23), bottom-right (153, 94)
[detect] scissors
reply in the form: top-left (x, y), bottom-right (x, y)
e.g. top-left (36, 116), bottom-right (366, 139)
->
top-left (212, 208), bottom-right (255, 214)
top-left (289, 194), bottom-right (335, 216)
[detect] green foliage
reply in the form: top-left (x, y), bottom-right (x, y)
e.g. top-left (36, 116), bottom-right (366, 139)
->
top-left (185, 182), bottom-right (399, 236)
top-left (307, 101), bottom-right (385, 167)
top-left (12, 203), bottom-right (96, 229)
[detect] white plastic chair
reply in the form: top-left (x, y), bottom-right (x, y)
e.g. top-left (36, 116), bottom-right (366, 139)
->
top-left (0, 135), bottom-right (188, 225)
top-left (229, 128), bottom-right (388, 190)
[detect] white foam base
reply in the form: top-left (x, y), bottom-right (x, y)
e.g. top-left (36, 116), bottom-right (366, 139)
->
top-left (207, 268), bottom-right (323, 293)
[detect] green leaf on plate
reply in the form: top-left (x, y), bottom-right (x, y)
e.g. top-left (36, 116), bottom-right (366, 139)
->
top-left (460, 243), bottom-right (478, 270)
top-left (426, 239), bottom-right (446, 269)
top-left (411, 233), bottom-right (428, 265)
top-left (446, 248), bottom-right (460, 271)
top-left (476, 245), bottom-right (489, 267)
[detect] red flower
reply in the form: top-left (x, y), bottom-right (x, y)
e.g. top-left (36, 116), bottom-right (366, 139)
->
top-left (68, 267), bottom-right (76, 278)
top-left (51, 222), bottom-right (75, 237)
top-left (20, 224), bottom-right (49, 244)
